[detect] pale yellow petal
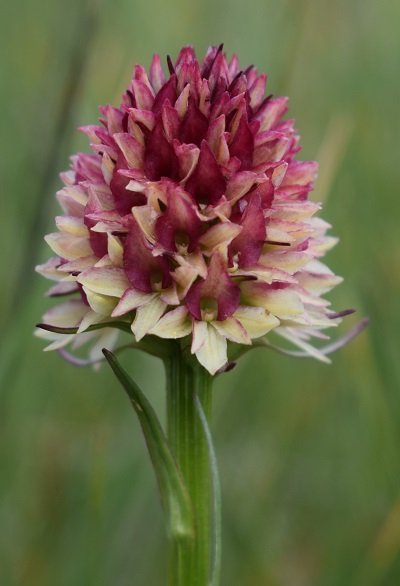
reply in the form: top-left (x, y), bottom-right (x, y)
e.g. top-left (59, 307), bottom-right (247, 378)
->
top-left (195, 323), bottom-right (227, 375)
top-left (82, 287), bottom-right (118, 316)
top-left (112, 289), bottom-right (156, 317)
top-left (77, 267), bottom-right (130, 297)
top-left (241, 283), bottom-right (304, 319)
top-left (55, 216), bottom-right (89, 237)
top-left (212, 317), bottom-right (251, 345)
top-left (149, 306), bottom-right (192, 339)
top-left (131, 296), bottom-right (167, 341)
top-left (77, 310), bottom-right (106, 333)
top-left (198, 222), bottom-right (242, 256)
top-left (45, 232), bottom-right (93, 261)
top-left (57, 185), bottom-right (88, 206)
top-left (107, 234), bottom-right (124, 267)
top-left (57, 255), bottom-right (99, 273)
top-left (191, 320), bottom-right (208, 354)
top-left (233, 306), bottom-right (280, 339)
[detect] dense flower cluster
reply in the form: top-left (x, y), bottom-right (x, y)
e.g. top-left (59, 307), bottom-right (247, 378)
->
top-left (36, 46), bottom-right (345, 374)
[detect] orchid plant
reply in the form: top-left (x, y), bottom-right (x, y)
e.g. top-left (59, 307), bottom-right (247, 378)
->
top-left (36, 45), bottom-right (366, 586)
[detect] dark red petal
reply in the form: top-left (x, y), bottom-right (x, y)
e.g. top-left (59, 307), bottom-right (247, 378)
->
top-left (229, 194), bottom-right (266, 267)
top-left (152, 74), bottom-right (177, 115)
top-left (143, 115), bottom-right (180, 181)
top-left (179, 97), bottom-right (209, 146)
top-left (123, 217), bottom-right (171, 292)
top-left (251, 179), bottom-right (274, 209)
top-left (155, 182), bottom-right (202, 253)
top-left (201, 45), bottom-right (223, 78)
top-left (185, 140), bottom-right (226, 206)
top-left (186, 252), bottom-right (240, 321)
top-left (229, 113), bottom-right (254, 171)
top-left (110, 155), bottom-right (146, 215)
top-left (177, 61), bottom-right (202, 99)
top-left (84, 190), bottom-right (108, 258)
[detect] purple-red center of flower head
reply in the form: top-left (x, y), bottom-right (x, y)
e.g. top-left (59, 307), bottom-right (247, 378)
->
top-left (36, 45), bottom-right (346, 375)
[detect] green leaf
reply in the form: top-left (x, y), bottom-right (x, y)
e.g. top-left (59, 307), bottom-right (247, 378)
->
top-left (102, 349), bottom-right (194, 542)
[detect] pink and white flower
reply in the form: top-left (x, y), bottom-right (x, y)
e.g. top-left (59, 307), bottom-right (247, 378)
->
top-left (36, 45), bottom-right (351, 375)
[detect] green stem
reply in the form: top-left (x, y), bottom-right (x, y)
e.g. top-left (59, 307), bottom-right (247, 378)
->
top-left (165, 353), bottom-right (213, 586)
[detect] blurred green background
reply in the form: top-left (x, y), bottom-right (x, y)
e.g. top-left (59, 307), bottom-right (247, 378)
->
top-left (1, 0), bottom-right (399, 584)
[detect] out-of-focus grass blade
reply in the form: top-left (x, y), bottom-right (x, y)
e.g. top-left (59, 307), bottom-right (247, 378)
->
top-left (102, 349), bottom-right (194, 542)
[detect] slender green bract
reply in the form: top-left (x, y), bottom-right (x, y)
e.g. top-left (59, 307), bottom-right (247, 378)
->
top-left (102, 349), bottom-right (194, 542)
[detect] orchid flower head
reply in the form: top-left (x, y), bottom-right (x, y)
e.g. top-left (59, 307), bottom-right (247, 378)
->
top-left (36, 45), bottom-right (360, 375)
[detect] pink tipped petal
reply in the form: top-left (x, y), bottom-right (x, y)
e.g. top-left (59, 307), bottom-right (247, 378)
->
top-left (149, 54), bottom-right (166, 93)
top-left (114, 133), bottom-right (144, 169)
top-left (45, 233), bottom-right (93, 261)
top-left (282, 160), bottom-right (318, 186)
top-left (249, 74), bottom-right (267, 110)
top-left (241, 281), bottom-right (304, 318)
top-left (131, 79), bottom-right (155, 110)
top-left (255, 96), bottom-right (289, 132)
top-left (225, 171), bottom-right (258, 205)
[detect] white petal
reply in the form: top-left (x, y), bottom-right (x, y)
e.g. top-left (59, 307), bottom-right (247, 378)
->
top-left (195, 323), bottom-right (227, 375)
top-left (131, 296), bottom-right (167, 341)
top-left (149, 306), bottom-right (192, 339)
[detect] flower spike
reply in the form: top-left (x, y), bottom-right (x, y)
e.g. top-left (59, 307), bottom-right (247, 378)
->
top-left (36, 46), bottom-right (363, 374)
